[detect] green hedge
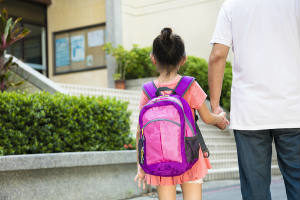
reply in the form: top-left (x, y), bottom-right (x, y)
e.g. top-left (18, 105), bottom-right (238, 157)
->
top-left (0, 146), bottom-right (3, 156)
top-left (0, 92), bottom-right (133, 156)
top-left (125, 45), bottom-right (158, 79)
top-left (220, 62), bottom-right (232, 110)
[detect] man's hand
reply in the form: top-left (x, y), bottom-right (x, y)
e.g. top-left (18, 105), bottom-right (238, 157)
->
top-left (211, 103), bottom-right (229, 130)
top-left (211, 105), bottom-right (224, 114)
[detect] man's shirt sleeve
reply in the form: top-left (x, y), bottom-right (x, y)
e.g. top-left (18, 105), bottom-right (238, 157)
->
top-left (210, 5), bottom-right (233, 48)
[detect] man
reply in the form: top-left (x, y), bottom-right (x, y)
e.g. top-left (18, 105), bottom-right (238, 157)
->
top-left (208, 0), bottom-right (300, 199)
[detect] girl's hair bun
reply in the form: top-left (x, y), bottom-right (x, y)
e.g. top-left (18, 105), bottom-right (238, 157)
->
top-left (161, 27), bottom-right (173, 42)
top-left (152, 27), bottom-right (185, 68)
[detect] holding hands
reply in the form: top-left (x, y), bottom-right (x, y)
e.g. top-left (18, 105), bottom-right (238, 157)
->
top-left (213, 105), bottom-right (229, 130)
top-left (215, 111), bottom-right (229, 130)
top-left (197, 103), bottom-right (229, 130)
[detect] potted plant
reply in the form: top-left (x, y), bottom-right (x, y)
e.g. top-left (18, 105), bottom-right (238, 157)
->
top-left (103, 43), bottom-right (127, 89)
top-left (113, 73), bottom-right (125, 89)
top-left (0, 8), bottom-right (30, 92)
top-left (113, 54), bottom-right (126, 89)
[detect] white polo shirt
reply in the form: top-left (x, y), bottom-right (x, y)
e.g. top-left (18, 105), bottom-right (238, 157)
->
top-left (210, 0), bottom-right (300, 130)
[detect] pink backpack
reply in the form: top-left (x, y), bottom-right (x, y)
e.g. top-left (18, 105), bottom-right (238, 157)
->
top-left (138, 76), bottom-right (209, 177)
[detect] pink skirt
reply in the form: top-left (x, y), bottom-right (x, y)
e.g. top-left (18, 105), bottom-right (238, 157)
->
top-left (145, 149), bottom-right (212, 186)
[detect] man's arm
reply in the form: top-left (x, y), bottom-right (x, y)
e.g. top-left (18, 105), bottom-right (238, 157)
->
top-left (208, 43), bottom-right (230, 113)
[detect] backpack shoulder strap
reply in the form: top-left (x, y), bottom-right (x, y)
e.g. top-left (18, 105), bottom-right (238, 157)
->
top-left (174, 76), bottom-right (195, 97)
top-left (142, 81), bottom-right (157, 100)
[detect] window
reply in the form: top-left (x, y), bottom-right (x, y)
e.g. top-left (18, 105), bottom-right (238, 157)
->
top-left (53, 23), bottom-right (106, 75)
top-left (7, 23), bottom-right (46, 74)
top-left (2, 0), bottom-right (48, 74)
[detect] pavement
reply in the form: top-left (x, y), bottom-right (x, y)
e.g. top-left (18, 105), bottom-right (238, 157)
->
top-left (127, 176), bottom-right (286, 200)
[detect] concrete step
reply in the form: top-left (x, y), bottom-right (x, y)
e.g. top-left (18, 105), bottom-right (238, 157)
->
top-left (210, 158), bottom-right (278, 169)
top-left (207, 143), bottom-right (279, 152)
top-left (202, 132), bottom-right (232, 138)
top-left (201, 129), bottom-right (232, 136)
top-left (199, 125), bottom-right (230, 131)
top-left (205, 165), bottom-right (281, 181)
top-left (209, 151), bottom-right (237, 160)
top-left (130, 111), bottom-right (139, 115)
top-left (128, 105), bottom-right (140, 112)
top-left (209, 150), bottom-right (277, 160)
top-left (207, 143), bottom-right (237, 151)
top-left (205, 136), bottom-right (235, 144)
top-left (210, 159), bottom-right (238, 169)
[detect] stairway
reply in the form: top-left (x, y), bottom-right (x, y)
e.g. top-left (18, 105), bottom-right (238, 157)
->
top-left (199, 121), bottom-right (280, 181)
top-left (59, 83), bottom-right (281, 181)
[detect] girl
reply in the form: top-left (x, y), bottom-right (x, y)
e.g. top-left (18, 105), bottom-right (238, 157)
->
top-left (135, 27), bottom-right (229, 200)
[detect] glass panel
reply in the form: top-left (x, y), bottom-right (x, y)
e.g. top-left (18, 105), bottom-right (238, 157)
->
top-left (7, 42), bottom-right (23, 59)
top-left (24, 37), bottom-right (41, 64)
top-left (23, 24), bottom-right (42, 64)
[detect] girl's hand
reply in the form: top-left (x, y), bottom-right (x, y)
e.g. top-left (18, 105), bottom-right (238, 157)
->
top-left (216, 112), bottom-right (229, 130)
top-left (134, 166), bottom-right (147, 190)
top-left (198, 103), bottom-right (229, 128)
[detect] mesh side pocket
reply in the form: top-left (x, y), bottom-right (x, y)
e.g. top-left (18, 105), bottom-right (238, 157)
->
top-left (185, 135), bottom-right (200, 163)
top-left (138, 137), bottom-right (145, 165)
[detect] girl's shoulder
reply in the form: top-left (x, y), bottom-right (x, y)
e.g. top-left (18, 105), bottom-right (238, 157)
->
top-left (184, 79), bottom-right (207, 110)
top-left (188, 79), bottom-right (203, 92)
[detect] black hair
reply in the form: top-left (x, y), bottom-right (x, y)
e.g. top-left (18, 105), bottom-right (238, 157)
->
top-left (152, 27), bottom-right (186, 73)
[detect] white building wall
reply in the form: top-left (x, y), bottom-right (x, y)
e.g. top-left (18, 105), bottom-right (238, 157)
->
top-left (121, 0), bottom-right (226, 60)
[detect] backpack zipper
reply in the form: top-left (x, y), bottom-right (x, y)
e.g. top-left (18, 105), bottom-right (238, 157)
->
top-left (150, 99), bottom-right (196, 136)
top-left (142, 118), bottom-right (181, 129)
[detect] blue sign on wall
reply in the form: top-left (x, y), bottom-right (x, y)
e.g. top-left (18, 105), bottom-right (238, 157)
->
top-left (71, 35), bottom-right (85, 62)
top-left (55, 38), bottom-right (70, 67)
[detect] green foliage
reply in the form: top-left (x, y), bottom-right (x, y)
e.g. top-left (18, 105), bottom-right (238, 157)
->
top-left (0, 146), bottom-right (3, 156)
top-left (103, 43), bottom-right (158, 80)
top-left (179, 56), bottom-right (209, 95)
top-left (0, 92), bottom-right (133, 156)
top-left (103, 43), bottom-right (127, 80)
top-left (220, 62), bottom-right (232, 111)
top-left (0, 8), bottom-right (29, 92)
top-left (0, 9), bottom-right (30, 54)
top-left (113, 73), bottom-right (121, 81)
top-left (124, 45), bottom-right (158, 79)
